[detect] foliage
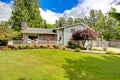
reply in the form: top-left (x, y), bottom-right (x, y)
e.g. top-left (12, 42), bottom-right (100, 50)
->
top-left (11, 0), bottom-right (43, 31)
top-left (48, 45), bottom-right (54, 49)
top-left (0, 25), bottom-right (15, 44)
top-left (62, 47), bottom-right (66, 50)
top-left (106, 50), bottom-right (117, 55)
top-left (54, 45), bottom-right (60, 49)
top-left (27, 45), bottom-right (35, 49)
top-left (43, 45), bottom-right (48, 49)
top-left (55, 17), bottom-right (67, 27)
top-left (68, 40), bottom-right (73, 48)
top-left (75, 48), bottom-right (80, 52)
top-left (74, 18), bottom-right (83, 23)
top-left (92, 47), bottom-right (103, 51)
top-left (109, 13), bottom-right (120, 21)
top-left (72, 28), bottom-right (98, 48)
top-left (35, 45), bottom-right (40, 49)
top-left (12, 31), bottom-right (21, 40)
top-left (67, 17), bottom-right (74, 25)
top-left (0, 40), bottom-right (6, 46)
top-left (42, 20), bottom-right (56, 29)
top-left (3, 47), bottom-right (10, 50)
top-left (83, 8), bottom-right (120, 41)
top-left (19, 45), bottom-right (26, 49)
top-left (13, 46), bottom-right (19, 50)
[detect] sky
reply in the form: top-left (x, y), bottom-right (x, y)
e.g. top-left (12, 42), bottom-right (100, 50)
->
top-left (0, 0), bottom-right (120, 24)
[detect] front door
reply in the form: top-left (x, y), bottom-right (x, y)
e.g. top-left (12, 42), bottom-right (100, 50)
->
top-left (59, 32), bottom-right (64, 45)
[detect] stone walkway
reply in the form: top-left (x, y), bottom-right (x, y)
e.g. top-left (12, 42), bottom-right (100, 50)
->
top-left (66, 47), bottom-right (120, 54)
top-left (107, 47), bottom-right (120, 54)
top-left (80, 50), bottom-right (106, 54)
top-left (66, 48), bottom-right (106, 54)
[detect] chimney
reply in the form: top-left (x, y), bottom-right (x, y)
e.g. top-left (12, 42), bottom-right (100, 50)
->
top-left (21, 22), bottom-right (27, 30)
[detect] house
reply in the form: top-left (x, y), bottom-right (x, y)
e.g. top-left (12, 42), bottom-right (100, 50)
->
top-left (57, 23), bottom-right (91, 46)
top-left (8, 23), bottom-right (91, 46)
top-left (21, 28), bottom-right (57, 45)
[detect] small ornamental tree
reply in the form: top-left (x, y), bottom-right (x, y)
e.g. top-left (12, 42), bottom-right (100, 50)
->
top-left (72, 28), bottom-right (98, 49)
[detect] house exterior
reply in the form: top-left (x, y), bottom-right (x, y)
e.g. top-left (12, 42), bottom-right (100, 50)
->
top-left (57, 23), bottom-right (91, 46)
top-left (8, 23), bottom-right (91, 46)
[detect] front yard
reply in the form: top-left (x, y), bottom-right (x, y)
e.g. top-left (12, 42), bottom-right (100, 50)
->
top-left (0, 49), bottom-right (120, 80)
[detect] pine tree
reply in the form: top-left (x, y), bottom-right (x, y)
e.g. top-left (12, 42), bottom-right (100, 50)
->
top-left (11, 0), bottom-right (43, 31)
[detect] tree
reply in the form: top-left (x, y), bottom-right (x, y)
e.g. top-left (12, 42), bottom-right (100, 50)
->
top-left (97, 8), bottom-right (120, 41)
top-left (109, 13), bottom-right (120, 21)
top-left (55, 17), bottom-right (67, 27)
top-left (0, 25), bottom-right (14, 45)
top-left (11, 0), bottom-right (43, 31)
top-left (83, 8), bottom-right (120, 41)
top-left (74, 18), bottom-right (83, 23)
top-left (67, 17), bottom-right (74, 25)
top-left (72, 28), bottom-right (98, 48)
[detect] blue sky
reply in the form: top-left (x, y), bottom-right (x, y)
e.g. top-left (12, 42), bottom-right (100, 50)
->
top-left (0, 0), bottom-right (81, 13)
top-left (40, 0), bottom-right (81, 13)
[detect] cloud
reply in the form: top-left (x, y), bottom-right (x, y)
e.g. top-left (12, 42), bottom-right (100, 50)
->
top-left (62, 0), bottom-right (120, 18)
top-left (0, 0), bottom-right (120, 24)
top-left (0, 1), bottom-right (12, 22)
top-left (40, 8), bottom-right (62, 24)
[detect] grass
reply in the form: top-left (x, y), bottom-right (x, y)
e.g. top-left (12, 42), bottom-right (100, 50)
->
top-left (0, 49), bottom-right (120, 80)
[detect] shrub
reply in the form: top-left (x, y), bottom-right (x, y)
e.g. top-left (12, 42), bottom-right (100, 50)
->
top-left (54, 45), bottom-right (60, 49)
top-left (20, 45), bottom-right (26, 49)
top-left (13, 46), bottom-right (19, 50)
top-left (63, 47), bottom-right (66, 50)
top-left (43, 45), bottom-right (48, 49)
top-left (92, 47), bottom-right (103, 51)
top-left (35, 45), bottom-right (40, 49)
top-left (40, 46), bottom-right (43, 48)
top-left (71, 44), bottom-right (78, 49)
top-left (3, 47), bottom-right (10, 50)
top-left (27, 45), bottom-right (35, 49)
top-left (68, 41), bottom-right (73, 48)
top-left (106, 50), bottom-right (117, 55)
top-left (75, 48), bottom-right (80, 52)
top-left (48, 45), bottom-right (54, 49)
top-left (8, 45), bottom-right (14, 49)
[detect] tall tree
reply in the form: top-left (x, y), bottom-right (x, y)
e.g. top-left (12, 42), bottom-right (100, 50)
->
top-left (56, 17), bottom-right (67, 27)
top-left (67, 17), bottom-right (74, 25)
top-left (11, 0), bottom-right (43, 31)
top-left (96, 8), bottom-right (119, 41)
top-left (74, 18), bottom-right (83, 23)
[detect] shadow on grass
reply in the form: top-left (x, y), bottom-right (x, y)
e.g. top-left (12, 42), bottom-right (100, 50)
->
top-left (62, 55), bottom-right (120, 80)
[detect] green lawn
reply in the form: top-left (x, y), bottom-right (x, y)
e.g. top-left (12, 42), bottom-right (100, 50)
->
top-left (0, 49), bottom-right (120, 80)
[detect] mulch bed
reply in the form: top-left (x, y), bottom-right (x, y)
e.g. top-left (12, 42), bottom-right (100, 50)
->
top-left (0, 46), bottom-right (6, 50)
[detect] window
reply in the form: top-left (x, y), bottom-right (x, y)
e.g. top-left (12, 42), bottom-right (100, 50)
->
top-left (28, 35), bottom-right (38, 40)
top-left (71, 29), bottom-right (75, 33)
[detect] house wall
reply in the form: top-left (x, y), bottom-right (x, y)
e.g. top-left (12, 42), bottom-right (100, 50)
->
top-left (23, 33), bottom-right (28, 41)
top-left (64, 25), bottom-right (87, 46)
top-left (41, 34), bottom-right (57, 41)
top-left (23, 33), bottom-right (57, 41)
top-left (57, 29), bottom-right (64, 45)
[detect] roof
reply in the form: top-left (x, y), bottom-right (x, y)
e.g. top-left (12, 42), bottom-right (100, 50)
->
top-left (56, 22), bottom-right (92, 30)
top-left (21, 28), bottom-right (57, 34)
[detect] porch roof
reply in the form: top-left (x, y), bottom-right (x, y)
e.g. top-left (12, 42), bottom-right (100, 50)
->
top-left (21, 28), bottom-right (57, 34)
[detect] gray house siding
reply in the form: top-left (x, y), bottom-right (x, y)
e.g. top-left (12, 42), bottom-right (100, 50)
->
top-left (63, 25), bottom-right (87, 46)
top-left (57, 29), bottom-right (64, 45)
